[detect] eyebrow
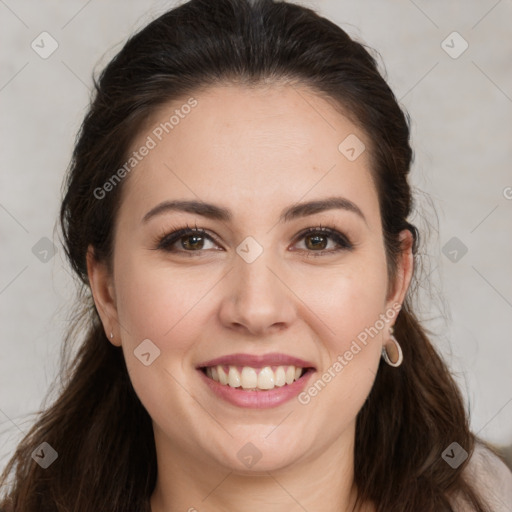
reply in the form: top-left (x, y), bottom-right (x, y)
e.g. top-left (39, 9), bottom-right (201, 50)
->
top-left (142, 196), bottom-right (367, 225)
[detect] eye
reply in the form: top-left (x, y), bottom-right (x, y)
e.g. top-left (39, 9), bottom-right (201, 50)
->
top-left (155, 223), bottom-right (221, 256)
top-left (292, 225), bottom-right (353, 257)
top-left (154, 223), bottom-right (353, 257)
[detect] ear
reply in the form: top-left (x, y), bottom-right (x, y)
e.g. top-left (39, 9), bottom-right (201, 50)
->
top-left (385, 229), bottom-right (414, 312)
top-left (86, 244), bottom-right (121, 347)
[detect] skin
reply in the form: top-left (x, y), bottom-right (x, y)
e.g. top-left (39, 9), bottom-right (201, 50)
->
top-left (87, 83), bottom-right (414, 512)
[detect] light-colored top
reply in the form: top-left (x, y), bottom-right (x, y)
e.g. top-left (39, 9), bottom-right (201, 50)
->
top-left (454, 442), bottom-right (512, 511)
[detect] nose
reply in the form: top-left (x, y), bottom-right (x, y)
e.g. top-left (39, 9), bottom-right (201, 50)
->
top-left (218, 249), bottom-right (297, 337)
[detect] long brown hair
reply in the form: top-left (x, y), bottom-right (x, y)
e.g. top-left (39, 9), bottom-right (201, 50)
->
top-left (0, 0), bottom-right (494, 510)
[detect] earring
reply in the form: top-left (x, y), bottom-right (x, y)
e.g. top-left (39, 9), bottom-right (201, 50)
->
top-left (382, 326), bottom-right (403, 367)
top-left (110, 332), bottom-right (114, 339)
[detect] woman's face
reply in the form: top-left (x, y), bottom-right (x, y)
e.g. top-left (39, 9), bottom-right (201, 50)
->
top-left (89, 83), bottom-right (412, 473)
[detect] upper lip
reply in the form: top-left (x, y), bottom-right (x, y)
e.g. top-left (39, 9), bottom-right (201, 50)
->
top-left (197, 352), bottom-right (316, 369)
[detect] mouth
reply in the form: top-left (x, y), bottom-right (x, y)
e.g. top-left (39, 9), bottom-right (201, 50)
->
top-left (199, 364), bottom-right (313, 391)
top-left (196, 353), bottom-right (316, 407)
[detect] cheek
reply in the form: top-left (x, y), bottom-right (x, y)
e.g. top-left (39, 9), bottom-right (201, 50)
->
top-left (294, 251), bottom-right (389, 420)
top-left (114, 254), bottom-right (215, 434)
top-left (114, 251), bottom-right (217, 351)
top-left (300, 252), bottom-right (389, 352)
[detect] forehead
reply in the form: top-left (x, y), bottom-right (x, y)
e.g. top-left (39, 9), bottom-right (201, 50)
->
top-left (118, 83), bottom-right (379, 228)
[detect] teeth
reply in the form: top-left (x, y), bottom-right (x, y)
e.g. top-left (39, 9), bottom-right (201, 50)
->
top-left (275, 366), bottom-right (286, 387)
top-left (241, 367), bottom-right (258, 388)
top-left (205, 364), bottom-right (305, 390)
top-left (228, 366), bottom-right (241, 388)
top-left (285, 366), bottom-right (295, 385)
top-left (218, 366), bottom-right (228, 385)
top-left (257, 367), bottom-right (275, 390)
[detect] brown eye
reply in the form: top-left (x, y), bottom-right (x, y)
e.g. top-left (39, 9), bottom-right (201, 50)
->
top-left (304, 233), bottom-right (329, 250)
top-left (181, 234), bottom-right (206, 250)
top-left (294, 226), bottom-right (353, 257)
top-left (157, 227), bottom-right (219, 254)
top-left (156, 224), bottom-right (353, 257)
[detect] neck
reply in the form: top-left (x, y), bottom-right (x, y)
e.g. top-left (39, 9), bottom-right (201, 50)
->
top-left (150, 421), bottom-right (371, 512)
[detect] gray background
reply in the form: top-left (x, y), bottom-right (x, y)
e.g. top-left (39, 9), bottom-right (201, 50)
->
top-left (1, 0), bottom-right (511, 470)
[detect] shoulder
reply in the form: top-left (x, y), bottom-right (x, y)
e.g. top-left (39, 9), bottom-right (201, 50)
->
top-left (457, 441), bottom-right (512, 512)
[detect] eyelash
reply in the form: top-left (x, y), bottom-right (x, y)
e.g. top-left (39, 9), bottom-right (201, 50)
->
top-left (154, 222), bottom-right (353, 258)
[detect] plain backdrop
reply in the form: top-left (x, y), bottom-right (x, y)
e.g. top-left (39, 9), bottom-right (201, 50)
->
top-left (1, 0), bottom-right (511, 471)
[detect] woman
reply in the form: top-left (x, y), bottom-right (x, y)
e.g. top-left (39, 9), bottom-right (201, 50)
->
top-left (1, 0), bottom-right (511, 510)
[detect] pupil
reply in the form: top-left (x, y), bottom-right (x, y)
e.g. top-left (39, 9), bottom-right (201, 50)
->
top-left (307, 234), bottom-right (326, 250)
top-left (183, 235), bottom-right (203, 250)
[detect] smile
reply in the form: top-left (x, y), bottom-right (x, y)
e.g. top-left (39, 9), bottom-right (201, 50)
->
top-left (201, 364), bottom-right (305, 391)
top-left (197, 353), bottom-right (316, 408)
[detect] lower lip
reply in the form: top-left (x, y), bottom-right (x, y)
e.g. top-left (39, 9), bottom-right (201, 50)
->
top-left (198, 369), bottom-right (315, 409)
